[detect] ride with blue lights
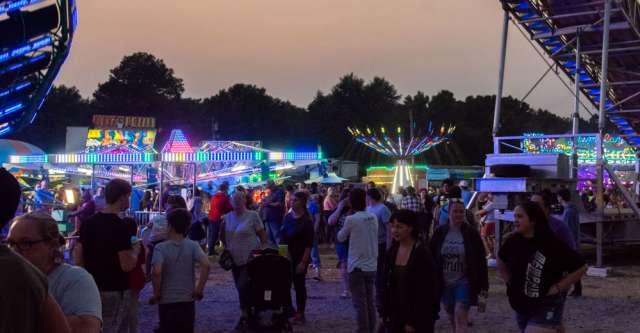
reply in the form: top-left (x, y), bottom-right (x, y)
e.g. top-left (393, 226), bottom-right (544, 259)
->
top-left (0, 0), bottom-right (76, 136)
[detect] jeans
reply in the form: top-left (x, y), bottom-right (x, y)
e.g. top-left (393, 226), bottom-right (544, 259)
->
top-left (125, 290), bottom-right (140, 333)
top-left (310, 237), bottom-right (321, 268)
top-left (292, 266), bottom-right (308, 314)
top-left (158, 301), bottom-right (195, 333)
top-left (349, 270), bottom-right (377, 333)
top-left (101, 290), bottom-right (133, 333)
top-left (375, 243), bottom-right (386, 314)
top-left (266, 220), bottom-right (281, 245)
top-left (207, 220), bottom-right (220, 255)
top-left (232, 265), bottom-right (250, 311)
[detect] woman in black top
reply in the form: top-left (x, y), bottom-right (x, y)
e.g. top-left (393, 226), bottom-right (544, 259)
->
top-left (497, 202), bottom-right (587, 333)
top-left (279, 191), bottom-right (314, 324)
top-left (380, 209), bottom-right (439, 333)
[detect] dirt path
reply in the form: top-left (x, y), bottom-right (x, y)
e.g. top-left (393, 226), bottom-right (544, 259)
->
top-left (136, 247), bottom-right (640, 333)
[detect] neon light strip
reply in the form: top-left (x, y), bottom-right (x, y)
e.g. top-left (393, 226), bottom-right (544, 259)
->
top-left (0, 36), bottom-right (53, 64)
top-left (0, 126), bottom-right (11, 136)
top-left (0, 102), bottom-right (24, 118)
top-left (9, 150), bottom-right (321, 165)
top-left (0, 81), bottom-right (32, 98)
top-left (0, 0), bottom-right (46, 15)
top-left (0, 53), bottom-right (48, 75)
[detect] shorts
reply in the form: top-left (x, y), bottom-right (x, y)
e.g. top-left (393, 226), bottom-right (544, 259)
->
top-left (516, 294), bottom-right (565, 331)
top-left (335, 241), bottom-right (348, 263)
top-left (481, 222), bottom-right (495, 237)
top-left (441, 281), bottom-right (471, 313)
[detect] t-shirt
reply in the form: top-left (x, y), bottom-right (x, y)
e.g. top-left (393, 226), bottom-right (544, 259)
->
top-left (462, 190), bottom-right (473, 207)
top-left (79, 212), bottom-right (131, 291)
top-left (93, 195), bottom-right (106, 212)
top-left (548, 215), bottom-right (576, 250)
top-left (562, 203), bottom-right (580, 244)
top-left (263, 188), bottom-right (285, 224)
top-left (337, 211), bottom-right (378, 273)
top-left (149, 214), bottom-right (168, 243)
top-left (152, 239), bottom-right (206, 304)
top-left (0, 245), bottom-right (48, 333)
top-left (367, 203), bottom-right (391, 245)
top-left (482, 202), bottom-right (497, 224)
top-left (498, 233), bottom-right (585, 314)
top-left (224, 210), bottom-right (264, 266)
top-left (48, 264), bottom-right (102, 320)
top-left (280, 212), bottom-right (314, 265)
top-left (308, 201), bottom-right (320, 217)
top-left (209, 191), bottom-right (233, 222)
top-left (441, 228), bottom-right (466, 286)
top-left (438, 203), bottom-right (450, 226)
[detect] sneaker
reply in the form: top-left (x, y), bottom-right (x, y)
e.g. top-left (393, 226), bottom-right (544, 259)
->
top-left (340, 290), bottom-right (350, 299)
top-left (292, 312), bottom-right (306, 325)
top-left (312, 267), bottom-right (323, 281)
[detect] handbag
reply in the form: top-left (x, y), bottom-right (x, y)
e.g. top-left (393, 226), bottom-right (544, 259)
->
top-left (218, 245), bottom-right (235, 271)
top-left (218, 220), bottom-right (236, 271)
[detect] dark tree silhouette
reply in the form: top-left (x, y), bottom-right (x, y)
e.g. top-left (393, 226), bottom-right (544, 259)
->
top-left (92, 52), bottom-right (184, 118)
top-left (8, 85), bottom-right (91, 152)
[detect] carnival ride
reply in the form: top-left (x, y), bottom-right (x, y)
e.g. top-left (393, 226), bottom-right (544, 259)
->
top-left (6, 129), bottom-right (323, 194)
top-left (348, 123), bottom-right (454, 193)
top-left (0, 0), bottom-right (76, 137)
top-left (491, 0), bottom-right (640, 267)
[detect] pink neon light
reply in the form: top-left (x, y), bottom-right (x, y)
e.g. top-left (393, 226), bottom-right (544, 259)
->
top-left (162, 129), bottom-right (194, 153)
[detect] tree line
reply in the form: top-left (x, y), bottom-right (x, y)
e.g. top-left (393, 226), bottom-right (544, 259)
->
top-left (8, 52), bottom-right (600, 166)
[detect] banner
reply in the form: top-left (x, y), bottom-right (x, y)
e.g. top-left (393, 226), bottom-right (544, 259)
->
top-left (85, 128), bottom-right (156, 152)
top-left (92, 115), bottom-right (156, 129)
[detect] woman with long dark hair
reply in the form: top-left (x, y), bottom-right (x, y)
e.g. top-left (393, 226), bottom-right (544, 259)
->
top-left (497, 201), bottom-right (587, 333)
top-left (279, 191), bottom-right (314, 324)
top-left (379, 209), bottom-right (439, 333)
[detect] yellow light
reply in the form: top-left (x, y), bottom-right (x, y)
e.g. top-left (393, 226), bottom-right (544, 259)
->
top-left (65, 189), bottom-right (76, 205)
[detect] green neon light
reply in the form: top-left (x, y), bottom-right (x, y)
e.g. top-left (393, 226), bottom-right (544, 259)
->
top-left (366, 165), bottom-right (430, 172)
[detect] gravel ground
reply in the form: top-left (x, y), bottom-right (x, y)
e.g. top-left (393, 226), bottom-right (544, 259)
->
top-left (136, 245), bottom-right (640, 333)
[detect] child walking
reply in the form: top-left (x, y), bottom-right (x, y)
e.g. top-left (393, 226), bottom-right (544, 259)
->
top-left (150, 208), bottom-right (211, 333)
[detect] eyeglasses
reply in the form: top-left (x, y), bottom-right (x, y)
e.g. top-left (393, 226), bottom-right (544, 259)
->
top-left (7, 238), bottom-right (49, 251)
top-left (447, 198), bottom-right (464, 204)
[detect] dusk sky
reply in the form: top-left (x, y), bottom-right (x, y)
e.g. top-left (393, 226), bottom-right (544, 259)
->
top-left (56, 0), bottom-right (591, 120)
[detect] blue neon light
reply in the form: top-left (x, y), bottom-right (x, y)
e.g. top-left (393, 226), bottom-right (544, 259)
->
top-left (0, 0), bottom-right (45, 15)
top-left (0, 53), bottom-right (48, 75)
top-left (0, 81), bottom-right (32, 98)
top-left (0, 36), bottom-right (53, 65)
top-left (0, 126), bottom-right (11, 136)
top-left (0, 103), bottom-right (23, 117)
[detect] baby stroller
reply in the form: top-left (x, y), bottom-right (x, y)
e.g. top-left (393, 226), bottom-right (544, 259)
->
top-left (246, 248), bottom-right (293, 332)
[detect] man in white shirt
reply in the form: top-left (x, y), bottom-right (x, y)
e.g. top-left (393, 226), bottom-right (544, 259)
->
top-left (338, 188), bottom-right (378, 333)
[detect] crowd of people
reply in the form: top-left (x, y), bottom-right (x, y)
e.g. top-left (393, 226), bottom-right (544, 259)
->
top-left (0, 167), bottom-right (589, 333)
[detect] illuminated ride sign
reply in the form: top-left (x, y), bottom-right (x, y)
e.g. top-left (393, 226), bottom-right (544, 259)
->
top-left (85, 129), bottom-right (157, 153)
top-left (521, 134), bottom-right (636, 166)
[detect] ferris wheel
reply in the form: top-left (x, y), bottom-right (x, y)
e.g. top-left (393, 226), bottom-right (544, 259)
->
top-left (0, 0), bottom-right (76, 136)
